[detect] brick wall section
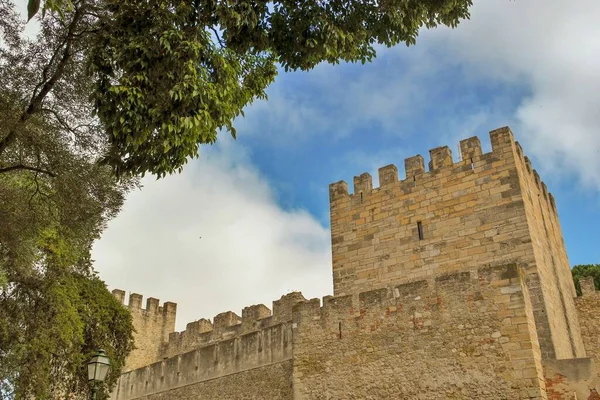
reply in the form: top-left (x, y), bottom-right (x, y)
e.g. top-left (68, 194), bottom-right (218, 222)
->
top-left (112, 290), bottom-right (177, 371)
top-left (111, 322), bottom-right (294, 400)
top-left (543, 358), bottom-right (599, 400)
top-left (575, 278), bottom-right (600, 379)
top-left (512, 141), bottom-right (586, 360)
top-left (292, 264), bottom-right (547, 400)
top-left (328, 126), bottom-right (585, 360)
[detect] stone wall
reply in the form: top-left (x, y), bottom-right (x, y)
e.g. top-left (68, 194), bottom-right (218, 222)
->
top-left (292, 264), bottom-right (547, 400)
top-left (575, 277), bottom-right (600, 380)
top-left (328, 126), bottom-right (585, 360)
top-left (110, 126), bottom-right (598, 400)
top-left (112, 290), bottom-right (177, 372)
top-left (164, 292), bottom-right (306, 359)
top-left (512, 140), bottom-right (586, 360)
top-left (117, 361), bottom-right (293, 400)
top-left (328, 129), bottom-right (530, 297)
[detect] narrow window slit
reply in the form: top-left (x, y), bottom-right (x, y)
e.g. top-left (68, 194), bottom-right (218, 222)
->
top-left (338, 322), bottom-right (342, 339)
top-left (360, 192), bottom-right (363, 203)
top-left (470, 158), bottom-right (474, 170)
top-left (417, 221), bottom-right (424, 240)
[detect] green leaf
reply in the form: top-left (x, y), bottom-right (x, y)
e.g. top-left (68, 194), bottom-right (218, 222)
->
top-left (27, 0), bottom-right (41, 21)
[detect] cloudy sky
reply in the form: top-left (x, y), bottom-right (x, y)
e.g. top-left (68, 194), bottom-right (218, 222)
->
top-left (91, 0), bottom-right (600, 331)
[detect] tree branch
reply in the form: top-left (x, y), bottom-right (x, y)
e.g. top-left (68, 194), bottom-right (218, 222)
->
top-left (0, 164), bottom-right (57, 177)
top-left (0, 6), bottom-right (85, 157)
top-left (210, 27), bottom-right (225, 48)
top-left (41, 108), bottom-right (75, 133)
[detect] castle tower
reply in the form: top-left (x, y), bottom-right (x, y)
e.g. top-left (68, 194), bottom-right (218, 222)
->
top-left (112, 290), bottom-right (177, 371)
top-left (328, 127), bottom-right (585, 361)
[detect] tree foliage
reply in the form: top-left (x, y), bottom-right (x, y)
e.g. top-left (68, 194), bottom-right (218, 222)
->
top-left (1, 2), bottom-right (135, 398)
top-left (13, 0), bottom-right (475, 178)
top-left (88, 0), bottom-right (473, 177)
top-left (0, 160), bottom-right (135, 399)
top-left (572, 264), bottom-right (600, 296)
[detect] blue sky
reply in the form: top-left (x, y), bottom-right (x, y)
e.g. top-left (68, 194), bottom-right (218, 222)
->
top-left (92, 0), bottom-right (600, 330)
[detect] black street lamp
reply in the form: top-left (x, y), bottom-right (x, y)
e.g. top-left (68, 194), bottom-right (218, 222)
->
top-left (87, 349), bottom-right (111, 400)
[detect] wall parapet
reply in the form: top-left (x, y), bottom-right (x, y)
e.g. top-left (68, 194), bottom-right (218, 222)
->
top-left (164, 292), bottom-right (306, 359)
top-left (293, 264), bottom-right (529, 331)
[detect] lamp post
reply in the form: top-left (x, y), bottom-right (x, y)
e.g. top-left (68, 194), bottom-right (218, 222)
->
top-left (87, 349), bottom-right (111, 400)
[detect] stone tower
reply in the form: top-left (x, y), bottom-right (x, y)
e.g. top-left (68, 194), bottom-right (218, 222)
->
top-left (112, 290), bottom-right (177, 371)
top-left (329, 127), bottom-right (585, 361)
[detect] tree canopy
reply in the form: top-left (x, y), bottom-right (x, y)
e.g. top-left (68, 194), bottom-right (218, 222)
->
top-left (10, 0), bottom-right (474, 178)
top-left (2, 3), bottom-right (136, 397)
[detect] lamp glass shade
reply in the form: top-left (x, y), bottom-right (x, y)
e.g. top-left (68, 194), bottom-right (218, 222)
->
top-left (87, 349), bottom-right (111, 382)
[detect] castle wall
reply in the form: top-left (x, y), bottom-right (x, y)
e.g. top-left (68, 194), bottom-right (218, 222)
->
top-left (328, 127), bottom-right (585, 361)
top-left (511, 140), bottom-right (586, 360)
top-left (112, 290), bottom-right (177, 371)
top-left (110, 125), bottom-right (596, 400)
top-left (575, 278), bottom-right (600, 379)
top-left (292, 264), bottom-right (547, 399)
top-left (110, 293), bottom-right (306, 400)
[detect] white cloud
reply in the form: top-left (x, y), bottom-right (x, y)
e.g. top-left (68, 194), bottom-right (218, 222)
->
top-left (234, 45), bottom-right (443, 145)
top-left (92, 139), bottom-right (332, 331)
top-left (427, 0), bottom-right (600, 191)
top-left (238, 0), bottom-right (600, 192)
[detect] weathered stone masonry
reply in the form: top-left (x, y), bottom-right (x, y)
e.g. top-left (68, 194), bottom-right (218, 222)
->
top-left (110, 127), bottom-right (600, 400)
top-left (329, 127), bottom-right (584, 360)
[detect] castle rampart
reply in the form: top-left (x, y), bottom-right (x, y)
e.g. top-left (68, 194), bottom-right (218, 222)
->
top-left (328, 127), bottom-right (585, 361)
top-left (163, 292), bottom-right (307, 359)
top-left (113, 263), bottom-right (568, 399)
top-left (110, 292), bottom-right (309, 400)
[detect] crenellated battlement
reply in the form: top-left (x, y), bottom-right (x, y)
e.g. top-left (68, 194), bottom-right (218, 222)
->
top-left (292, 264), bottom-right (521, 330)
top-left (328, 130), bottom-right (502, 201)
top-left (329, 127), bottom-right (558, 217)
top-left (112, 289), bottom-right (177, 316)
top-left (163, 292), bottom-right (306, 359)
top-left (112, 289), bottom-right (177, 372)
